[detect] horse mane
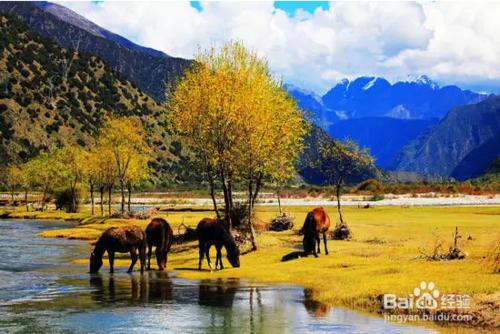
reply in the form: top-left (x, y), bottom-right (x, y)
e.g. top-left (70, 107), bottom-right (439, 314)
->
top-left (220, 224), bottom-right (238, 256)
top-left (92, 237), bottom-right (106, 259)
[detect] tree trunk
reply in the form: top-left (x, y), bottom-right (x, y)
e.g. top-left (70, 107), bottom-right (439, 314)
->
top-left (220, 170), bottom-right (231, 229)
top-left (24, 189), bottom-right (28, 212)
top-left (251, 173), bottom-right (262, 205)
top-left (277, 188), bottom-right (282, 214)
top-left (336, 179), bottom-right (344, 223)
top-left (71, 182), bottom-right (77, 213)
top-left (120, 179), bottom-right (125, 214)
top-left (127, 182), bottom-right (131, 213)
top-left (99, 186), bottom-right (104, 217)
top-left (228, 177), bottom-right (234, 211)
top-left (10, 190), bottom-right (15, 211)
top-left (90, 183), bottom-right (95, 216)
top-left (41, 189), bottom-right (46, 212)
top-left (208, 174), bottom-right (220, 220)
top-left (247, 177), bottom-right (257, 251)
top-left (108, 186), bottom-right (112, 216)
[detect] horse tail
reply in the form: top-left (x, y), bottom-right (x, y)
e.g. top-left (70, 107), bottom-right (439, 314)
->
top-left (159, 219), bottom-right (167, 256)
top-left (141, 228), bottom-right (147, 251)
top-left (165, 222), bottom-right (174, 253)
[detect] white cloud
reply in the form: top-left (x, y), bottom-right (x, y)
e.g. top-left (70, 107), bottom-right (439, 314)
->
top-left (60, 1), bottom-right (500, 94)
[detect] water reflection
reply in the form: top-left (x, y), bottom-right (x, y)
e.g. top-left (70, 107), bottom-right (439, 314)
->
top-left (303, 288), bottom-right (332, 319)
top-left (198, 278), bottom-right (239, 308)
top-left (89, 271), bottom-right (173, 304)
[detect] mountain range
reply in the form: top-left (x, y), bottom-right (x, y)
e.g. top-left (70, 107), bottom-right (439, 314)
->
top-left (0, 1), bottom-right (498, 183)
top-left (288, 76), bottom-right (488, 123)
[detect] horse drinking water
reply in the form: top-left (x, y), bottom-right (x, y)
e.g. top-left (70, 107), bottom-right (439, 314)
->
top-left (89, 226), bottom-right (146, 273)
top-left (145, 218), bottom-right (174, 271)
top-left (197, 218), bottom-right (240, 270)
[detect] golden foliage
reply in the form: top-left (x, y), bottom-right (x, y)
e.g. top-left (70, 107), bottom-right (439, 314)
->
top-left (168, 41), bottom-right (308, 195)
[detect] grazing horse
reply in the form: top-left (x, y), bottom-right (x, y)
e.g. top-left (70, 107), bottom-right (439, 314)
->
top-left (89, 226), bottom-right (146, 273)
top-left (145, 218), bottom-right (174, 271)
top-left (300, 207), bottom-right (331, 257)
top-left (196, 218), bottom-right (240, 270)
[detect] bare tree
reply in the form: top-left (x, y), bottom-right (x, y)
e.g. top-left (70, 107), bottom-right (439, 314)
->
top-left (60, 36), bottom-right (81, 85)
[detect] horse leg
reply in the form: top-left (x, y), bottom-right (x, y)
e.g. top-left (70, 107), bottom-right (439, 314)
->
top-left (147, 244), bottom-right (153, 270)
top-left (108, 251), bottom-right (115, 273)
top-left (312, 238), bottom-right (318, 258)
top-left (155, 246), bottom-right (163, 271)
top-left (323, 231), bottom-right (329, 255)
top-left (205, 245), bottom-right (213, 269)
top-left (316, 234), bottom-right (321, 254)
top-left (128, 248), bottom-right (138, 273)
top-left (216, 245), bottom-right (224, 270)
top-left (163, 252), bottom-right (168, 270)
top-left (139, 246), bottom-right (146, 273)
top-left (198, 241), bottom-right (205, 270)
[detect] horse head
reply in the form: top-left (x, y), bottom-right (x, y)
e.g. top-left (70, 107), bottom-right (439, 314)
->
top-left (224, 236), bottom-right (240, 268)
top-left (89, 251), bottom-right (103, 273)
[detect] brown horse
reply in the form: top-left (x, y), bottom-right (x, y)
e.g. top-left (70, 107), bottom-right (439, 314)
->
top-left (196, 218), bottom-right (240, 270)
top-left (89, 226), bottom-right (146, 273)
top-left (145, 218), bottom-right (174, 271)
top-left (300, 207), bottom-right (331, 257)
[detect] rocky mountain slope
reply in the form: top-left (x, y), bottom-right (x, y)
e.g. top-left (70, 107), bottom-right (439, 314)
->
top-left (0, 1), bottom-right (191, 101)
top-left (393, 95), bottom-right (500, 179)
top-left (0, 14), bottom-right (191, 184)
top-left (329, 117), bottom-right (437, 169)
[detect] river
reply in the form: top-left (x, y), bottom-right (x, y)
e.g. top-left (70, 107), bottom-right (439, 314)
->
top-left (0, 219), bottom-right (435, 333)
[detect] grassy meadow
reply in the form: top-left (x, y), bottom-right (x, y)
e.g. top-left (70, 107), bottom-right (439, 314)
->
top-left (9, 204), bottom-right (495, 329)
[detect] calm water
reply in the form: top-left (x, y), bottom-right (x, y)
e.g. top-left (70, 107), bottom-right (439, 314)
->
top-left (0, 219), bottom-right (435, 333)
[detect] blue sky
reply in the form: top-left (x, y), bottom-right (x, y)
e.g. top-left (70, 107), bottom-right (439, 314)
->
top-left (273, 1), bottom-right (330, 15)
top-left (190, 1), bottom-right (330, 15)
top-left (64, 1), bottom-right (500, 94)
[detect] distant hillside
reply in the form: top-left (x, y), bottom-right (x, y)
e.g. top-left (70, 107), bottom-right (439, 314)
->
top-left (328, 117), bottom-right (437, 169)
top-left (287, 77), bottom-right (487, 171)
top-left (0, 1), bottom-right (191, 101)
top-left (297, 125), bottom-right (379, 185)
top-left (451, 135), bottom-right (500, 180)
top-left (285, 84), bottom-right (338, 128)
top-left (0, 14), bottom-right (192, 184)
top-left (393, 95), bottom-right (500, 179)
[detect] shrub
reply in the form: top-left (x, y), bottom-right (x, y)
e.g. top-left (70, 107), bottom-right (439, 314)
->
top-left (356, 178), bottom-right (383, 193)
top-left (55, 188), bottom-right (81, 213)
top-left (369, 194), bottom-right (385, 201)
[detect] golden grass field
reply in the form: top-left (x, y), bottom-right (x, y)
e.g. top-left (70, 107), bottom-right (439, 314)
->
top-left (2, 205), bottom-right (499, 330)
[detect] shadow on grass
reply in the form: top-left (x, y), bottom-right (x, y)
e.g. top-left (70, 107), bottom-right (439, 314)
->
top-left (174, 267), bottom-right (212, 272)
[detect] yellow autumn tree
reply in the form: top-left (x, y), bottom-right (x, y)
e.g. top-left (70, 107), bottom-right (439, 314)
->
top-left (168, 41), bottom-right (308, 249)
top-left (98, 117), bottom-right (150, 214)
top-left (24, 150), bottom-right (61, 211)
top-left (1, 164), bottom-right (23, 209)
top-left (124, 153), bottom-right (150, 212)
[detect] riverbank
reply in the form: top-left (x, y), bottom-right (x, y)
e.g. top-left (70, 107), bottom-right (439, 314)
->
top-left (0, 209), bottom-right (89, 221)
top-left (26, 205), bottom-right (499, 331)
